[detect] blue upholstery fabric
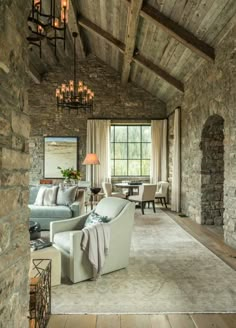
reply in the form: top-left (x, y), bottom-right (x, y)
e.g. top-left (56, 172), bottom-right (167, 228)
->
top-left (28, 185), bottom-right (82, 230)
top-left (29, 205), bottom-right (72, 219)
top-left (29, 184), bottom-right (54, 204)
top-left (29, 186), bottom-right (40, 204)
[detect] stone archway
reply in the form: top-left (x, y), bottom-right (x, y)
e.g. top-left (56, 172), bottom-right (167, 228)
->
top-left (200, 115), bottom-right (224, 225)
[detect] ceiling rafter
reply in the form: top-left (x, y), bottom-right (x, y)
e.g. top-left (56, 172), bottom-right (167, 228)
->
top-left (68, 0), bottom-right (85, 60)
top-left (78, 16), bottom-right (125, 52)
top-left (140, 3), bottom-right (215, 62)
top-left (77, 15), bottom-right (184, 93)
top-left (133, 54), bottom-right (184, 92)
top-left (121, 0), bottom-right (143, 86)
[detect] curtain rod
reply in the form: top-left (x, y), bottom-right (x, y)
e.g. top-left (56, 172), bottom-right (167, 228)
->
top-left (87, 117), bottom-right (167, 121)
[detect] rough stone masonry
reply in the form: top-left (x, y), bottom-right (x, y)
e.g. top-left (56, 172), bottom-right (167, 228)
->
top-left (167, 23), bottom-right (236, 248)
top-left (0, 0), bottom-right (31, 327)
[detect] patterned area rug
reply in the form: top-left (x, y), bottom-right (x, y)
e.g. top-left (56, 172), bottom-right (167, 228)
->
top-left (51, 209), bottom-right (236, 314)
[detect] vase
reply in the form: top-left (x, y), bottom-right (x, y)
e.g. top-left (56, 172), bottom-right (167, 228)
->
top-left (64, 178), bottom-right (74, 185)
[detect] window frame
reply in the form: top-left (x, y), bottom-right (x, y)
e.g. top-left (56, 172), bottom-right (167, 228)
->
top-left (110, 124), bottom-right (151, 177)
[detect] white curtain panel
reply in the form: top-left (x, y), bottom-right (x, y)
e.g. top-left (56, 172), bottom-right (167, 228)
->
top-left (150, 120), bottom-right (167, 183)
top-left (86, 120), bottom-right (111, 187)
top-left (171, 108), bottom-right (181, 212)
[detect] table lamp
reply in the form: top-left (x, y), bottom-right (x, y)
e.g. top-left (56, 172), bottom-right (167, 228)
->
top-left (82, 153), bottom-right (100, 193)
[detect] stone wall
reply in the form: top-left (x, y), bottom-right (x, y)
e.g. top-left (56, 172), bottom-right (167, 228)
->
top-left (201, 115), bottom-right (224, 225)
top-left (0, 0), bottom-right (31, 326)
top-left (29, 56), bottom-right (166, 184)
top-left (167, 24), bottom-right (236, 248)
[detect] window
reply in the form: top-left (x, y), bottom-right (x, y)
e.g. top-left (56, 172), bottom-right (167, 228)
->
top-left (110, 125), bottom-right (151, 177)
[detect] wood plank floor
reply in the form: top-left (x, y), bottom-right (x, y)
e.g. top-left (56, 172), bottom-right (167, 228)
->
top-left (47, 314), bottom-right (236, 327)
top-left (47, 207), bottom-right (236, 327)
top-left (165, 208), bottom-right (236, 271)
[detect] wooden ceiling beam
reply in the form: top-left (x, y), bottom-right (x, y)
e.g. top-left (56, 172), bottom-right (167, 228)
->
top-left (121, 0), bottom-right (143, 86)
top-left (77, 16), bottom-right (184, 93)
top-left (133, 54), bottom-right (184, 93)
top-left (140, 3), bottom-right (215, 62)
top-left (78, 16), bottom-right (125, 53)
top-left (68, 0), bottom-right (86, 60)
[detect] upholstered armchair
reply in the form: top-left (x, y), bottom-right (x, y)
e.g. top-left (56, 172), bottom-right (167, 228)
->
top-left (155, 181), bottom-right (169, 208)
top-left (50, 197), bottom-right (135, 283)
top-left (128, 184), bottom-right (157, 214)
top-left (102, 182), bottom-right (126, 198)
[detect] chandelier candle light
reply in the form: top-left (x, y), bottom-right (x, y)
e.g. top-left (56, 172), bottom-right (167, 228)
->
top-left (55, 32), bottom-right (94, 112)
top-left (27, 0), bottom-right (69, 57)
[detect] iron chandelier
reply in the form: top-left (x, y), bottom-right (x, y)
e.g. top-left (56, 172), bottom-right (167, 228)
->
top-left (27, 0), bottom-right (68, 57)
top-left (55, 32), bottom-right (94, 113)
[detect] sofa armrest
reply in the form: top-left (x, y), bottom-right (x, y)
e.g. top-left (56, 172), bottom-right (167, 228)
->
top-left (70, 201), bottom-right (81, 217)
top-left (50, 213), bottom-right (89, 242)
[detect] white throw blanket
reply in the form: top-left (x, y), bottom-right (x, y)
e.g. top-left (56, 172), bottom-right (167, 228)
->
top-left (81, 223), bottom-right (110, 280)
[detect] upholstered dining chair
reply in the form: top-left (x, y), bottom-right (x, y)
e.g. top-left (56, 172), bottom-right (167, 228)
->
top-left (128, 184), bottom-right (157, 214)
top-left (102, 182), bottom-right (126, 198)
top-left (155, 181), bottom-right (169, 208)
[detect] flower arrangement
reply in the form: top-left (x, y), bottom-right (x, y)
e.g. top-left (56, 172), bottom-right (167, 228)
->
top-left (57, 167), bottom-right (81, 180)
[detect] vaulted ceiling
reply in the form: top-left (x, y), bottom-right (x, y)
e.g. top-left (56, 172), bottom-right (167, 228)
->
top-left (28, 0), bottom-right (236, 103)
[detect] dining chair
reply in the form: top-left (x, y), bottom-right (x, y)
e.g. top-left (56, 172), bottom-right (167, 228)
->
top-left (155, 181), bottom-right (169, 208)
top-left (102, 182), bottom-right (126, 198)
top-left (128, 184), bottom-right (157, 214)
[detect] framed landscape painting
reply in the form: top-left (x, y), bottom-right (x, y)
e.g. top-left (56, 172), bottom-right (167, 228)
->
top-left (44, 137), bottom-right (78, 178)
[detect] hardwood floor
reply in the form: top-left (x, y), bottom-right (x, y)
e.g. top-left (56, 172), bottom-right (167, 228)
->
top-left (47, 314), bottom-right (236, 327)
top-left (48, 207), bottom-right (236, 327)
top-left (165, 208), bottom-right (236, 271)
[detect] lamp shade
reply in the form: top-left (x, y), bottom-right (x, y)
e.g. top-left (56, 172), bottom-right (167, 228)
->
top-left (82, 153), bottom-right (100, 165)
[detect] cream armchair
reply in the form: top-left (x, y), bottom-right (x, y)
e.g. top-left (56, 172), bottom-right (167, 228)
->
top-left (50, 197), bottom-right (135, 283)
top-left (128, 184), bottom-right (157, 214)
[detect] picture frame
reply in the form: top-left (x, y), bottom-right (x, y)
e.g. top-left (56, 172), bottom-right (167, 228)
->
top-left (43, 136), bottom-right (79, 178)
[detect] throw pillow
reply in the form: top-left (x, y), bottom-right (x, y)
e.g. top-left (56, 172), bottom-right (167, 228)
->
top-left (34, 186), bottom-right (46, 206)
top-left (43, 186), bottom-right (59, 206)
top-left (84, 211), bottom-right (111, 227)
top-left (57, 185), bottom-right (78, 206)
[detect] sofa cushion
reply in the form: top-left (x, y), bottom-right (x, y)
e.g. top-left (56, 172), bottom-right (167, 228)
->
top-left (84, 211), bottom-right (110, 227)
top-left (29, 186), bottom-right (41, 204)
top-left (43, 186), bottom-right (58, 206)
top-left (95, 197), bottom-right (129, 219)
top-left (34, 186), bottom-right (46, 206)
top-left (29, 205), bottom-right (72, 219)
top-left (57, 185), bottom-right (78, 206)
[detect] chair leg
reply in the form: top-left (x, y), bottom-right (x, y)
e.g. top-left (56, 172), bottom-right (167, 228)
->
top-left (164, 197), bottom-right (167, 208)
top-left (141, 202), bottom-right (145, 215)
top-left (160, 198), bottom-right (163, 206)
top-left (152, 201), bottom-right (156, 213)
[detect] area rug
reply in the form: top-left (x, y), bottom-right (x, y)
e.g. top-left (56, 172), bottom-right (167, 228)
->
top-left (51, 209), bottom-right (236, 314)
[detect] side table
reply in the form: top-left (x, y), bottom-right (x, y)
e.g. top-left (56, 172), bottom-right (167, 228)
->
top-left (30, 246), bottom-right (61, 286)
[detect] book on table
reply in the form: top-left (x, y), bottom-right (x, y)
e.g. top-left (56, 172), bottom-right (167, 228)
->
top-left (30, 238), bottom-right (52, 251)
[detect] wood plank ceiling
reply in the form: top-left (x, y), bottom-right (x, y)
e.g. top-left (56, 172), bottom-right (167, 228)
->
top-left (28, 0), bottom-right (236, 104)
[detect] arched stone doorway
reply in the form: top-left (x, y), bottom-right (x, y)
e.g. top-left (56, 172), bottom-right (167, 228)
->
top-left (200, 115), bottom-right (224, 225)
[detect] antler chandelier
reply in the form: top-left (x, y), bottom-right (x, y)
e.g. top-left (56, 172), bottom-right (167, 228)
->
top-left (27, 0), bottom-right (69, 57)
top-left (55, 32), bottom-right (94, 112)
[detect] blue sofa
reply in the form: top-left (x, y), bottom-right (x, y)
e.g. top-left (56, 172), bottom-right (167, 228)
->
top-left (28, 185), bottom-right (85, 230)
